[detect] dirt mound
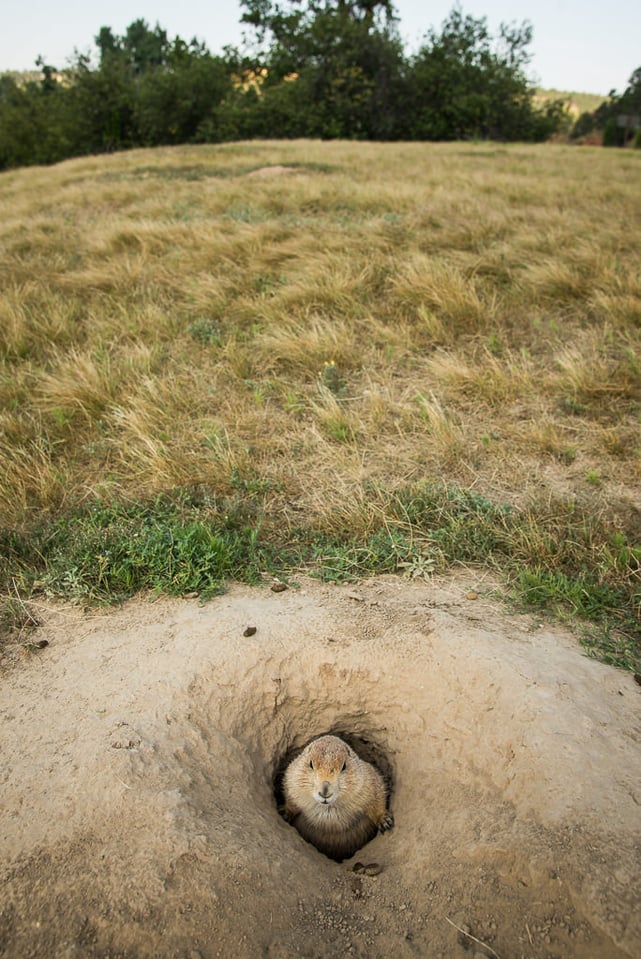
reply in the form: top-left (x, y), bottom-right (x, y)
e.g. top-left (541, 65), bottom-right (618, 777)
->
top-left (1, 574), bottom-right (640, 958)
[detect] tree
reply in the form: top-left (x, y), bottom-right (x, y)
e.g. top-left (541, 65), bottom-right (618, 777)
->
top-left (67, 22), bottom-right (232, 150)
top-left (66, 45), bottom-right (136, 151)
top-left (238, 0), bottom-right (406, 138)
top-left (612, 67), bottom-right (641, 146)
top-left (406, 7), bottom-right (559, 141)
top-left (0, 62), bottom-right (77, 168)
top-left (134, 40), bottom-right (232, 145)
top-left (572, 67), bottom-right (641, 147)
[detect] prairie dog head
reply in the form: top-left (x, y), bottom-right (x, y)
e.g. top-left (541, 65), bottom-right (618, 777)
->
top-left (303, 735), bottom-right (352, 806)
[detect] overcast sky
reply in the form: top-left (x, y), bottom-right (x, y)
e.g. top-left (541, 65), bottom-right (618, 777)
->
top-left (2, 0), bottom-right (638, 95)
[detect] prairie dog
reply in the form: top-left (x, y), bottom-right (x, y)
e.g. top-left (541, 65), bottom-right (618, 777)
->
top-left (281, 734), bottom-right (393, 861)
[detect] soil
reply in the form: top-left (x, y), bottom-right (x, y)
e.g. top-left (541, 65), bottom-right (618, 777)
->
top-left (1, 573), bottom-right (640, 959)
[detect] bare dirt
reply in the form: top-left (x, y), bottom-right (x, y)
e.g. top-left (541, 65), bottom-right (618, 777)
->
top-left (1, 573), bottom-right (640, 959)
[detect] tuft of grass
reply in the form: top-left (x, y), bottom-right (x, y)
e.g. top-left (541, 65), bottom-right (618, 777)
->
top-left (256, 317), bottom-right (357, 375)
top-left (34, 496), bottom-right (271, 602)
top-left (413, 391), bottom-right (465, 463)
top-left (426, 348), bottom-right (532, 406)
top-left (553, 333), bottom-right (641, 404)
top-left (36, 348), bottom-right (116, 422)
top-left (390, 255), bottom-right (494, 335)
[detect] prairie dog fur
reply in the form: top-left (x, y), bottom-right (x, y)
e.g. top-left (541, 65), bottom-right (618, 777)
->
top-left (281, 734), bottom-right (393, 861)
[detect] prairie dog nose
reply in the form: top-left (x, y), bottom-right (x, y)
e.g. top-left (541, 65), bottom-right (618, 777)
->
top-left (319, 781), bottom-right (331, 798)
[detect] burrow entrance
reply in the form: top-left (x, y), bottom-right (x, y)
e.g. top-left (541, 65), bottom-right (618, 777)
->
top-left (3, 582), bottom-right (639, 959)
top-left (152, 619), bottom-right (639, 958)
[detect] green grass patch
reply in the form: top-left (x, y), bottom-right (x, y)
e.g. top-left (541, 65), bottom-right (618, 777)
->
top-left (1, 481), bottom-right (639, 670)
top-left (35, 497), bottom-right (273, 602)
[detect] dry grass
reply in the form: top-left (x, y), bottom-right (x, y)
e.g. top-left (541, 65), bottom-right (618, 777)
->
top-left (1, 139), bottom-right (640, 546)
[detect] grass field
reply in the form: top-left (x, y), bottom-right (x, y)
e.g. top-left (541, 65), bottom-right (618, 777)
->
top-left (1, 140), bottom-right (640, 667)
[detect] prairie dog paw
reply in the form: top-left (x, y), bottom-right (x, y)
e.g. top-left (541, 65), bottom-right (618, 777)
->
top-left (379, 812), bottom-right (394, 833)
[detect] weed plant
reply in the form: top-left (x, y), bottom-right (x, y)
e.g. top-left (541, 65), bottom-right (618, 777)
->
top-left (1, 141), bottom-right (640, 667)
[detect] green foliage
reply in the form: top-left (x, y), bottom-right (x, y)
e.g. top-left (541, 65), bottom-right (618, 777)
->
top-left (35, 496), bottom-right (270, 601)
top-left (0, 71), bottom-right (74, 167)
top-left (0, 4), bottom-right (571, 170)
top-left (239, 0), bottom-right (406, 139)
top-left (318, 361), bottom-right (346, 396)
top-left (406, 8), bottom-right (560, 141)
top-left (0, 21), bottom-right (233, 165)
top-left (134, 46), bottom-right (232, 146)
top-left (572, 66), bottom-right (641, 145)
top-left (307, 527), bottom-right (410, 582)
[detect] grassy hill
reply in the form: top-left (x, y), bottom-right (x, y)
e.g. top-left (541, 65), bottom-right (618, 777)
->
top-left (1, 141), bottom-right (640, 666)
top-left (536, 87), bottom-right (608, 118)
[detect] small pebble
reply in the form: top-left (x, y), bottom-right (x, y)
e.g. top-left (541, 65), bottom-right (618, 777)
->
top-left (352, 862), bottom-right (382, 876)
top-left (243, 626), bottom-right (257, 637)
top-left (271, 581), bottom-right (288, 593)
top-left (346, 591), bottom-right (365, 602)
top-left (350, 876), bottom-right (363, 899)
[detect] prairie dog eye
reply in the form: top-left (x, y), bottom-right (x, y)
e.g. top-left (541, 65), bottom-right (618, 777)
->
top-left (309, 760), bottom-right (314, 770)
top-left (341, 761), bottom-right (347, 772)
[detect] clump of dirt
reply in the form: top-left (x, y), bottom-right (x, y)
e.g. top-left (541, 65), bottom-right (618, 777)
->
top-left (1, 573), bottom-right (640, 959)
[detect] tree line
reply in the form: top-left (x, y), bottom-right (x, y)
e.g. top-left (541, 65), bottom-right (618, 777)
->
top-left (0, 0), bottom-right (629, 170)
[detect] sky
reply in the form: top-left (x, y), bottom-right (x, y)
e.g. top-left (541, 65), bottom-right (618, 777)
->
top-left (1, 0), bottom-right (639, 95)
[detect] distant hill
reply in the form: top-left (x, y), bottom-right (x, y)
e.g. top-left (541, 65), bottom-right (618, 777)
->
top-left (535, 88), bottom-right (608, 118)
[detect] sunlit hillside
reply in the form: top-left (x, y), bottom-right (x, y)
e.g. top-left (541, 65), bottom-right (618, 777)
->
top-left (536, 88), bottom-right (608, 117)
